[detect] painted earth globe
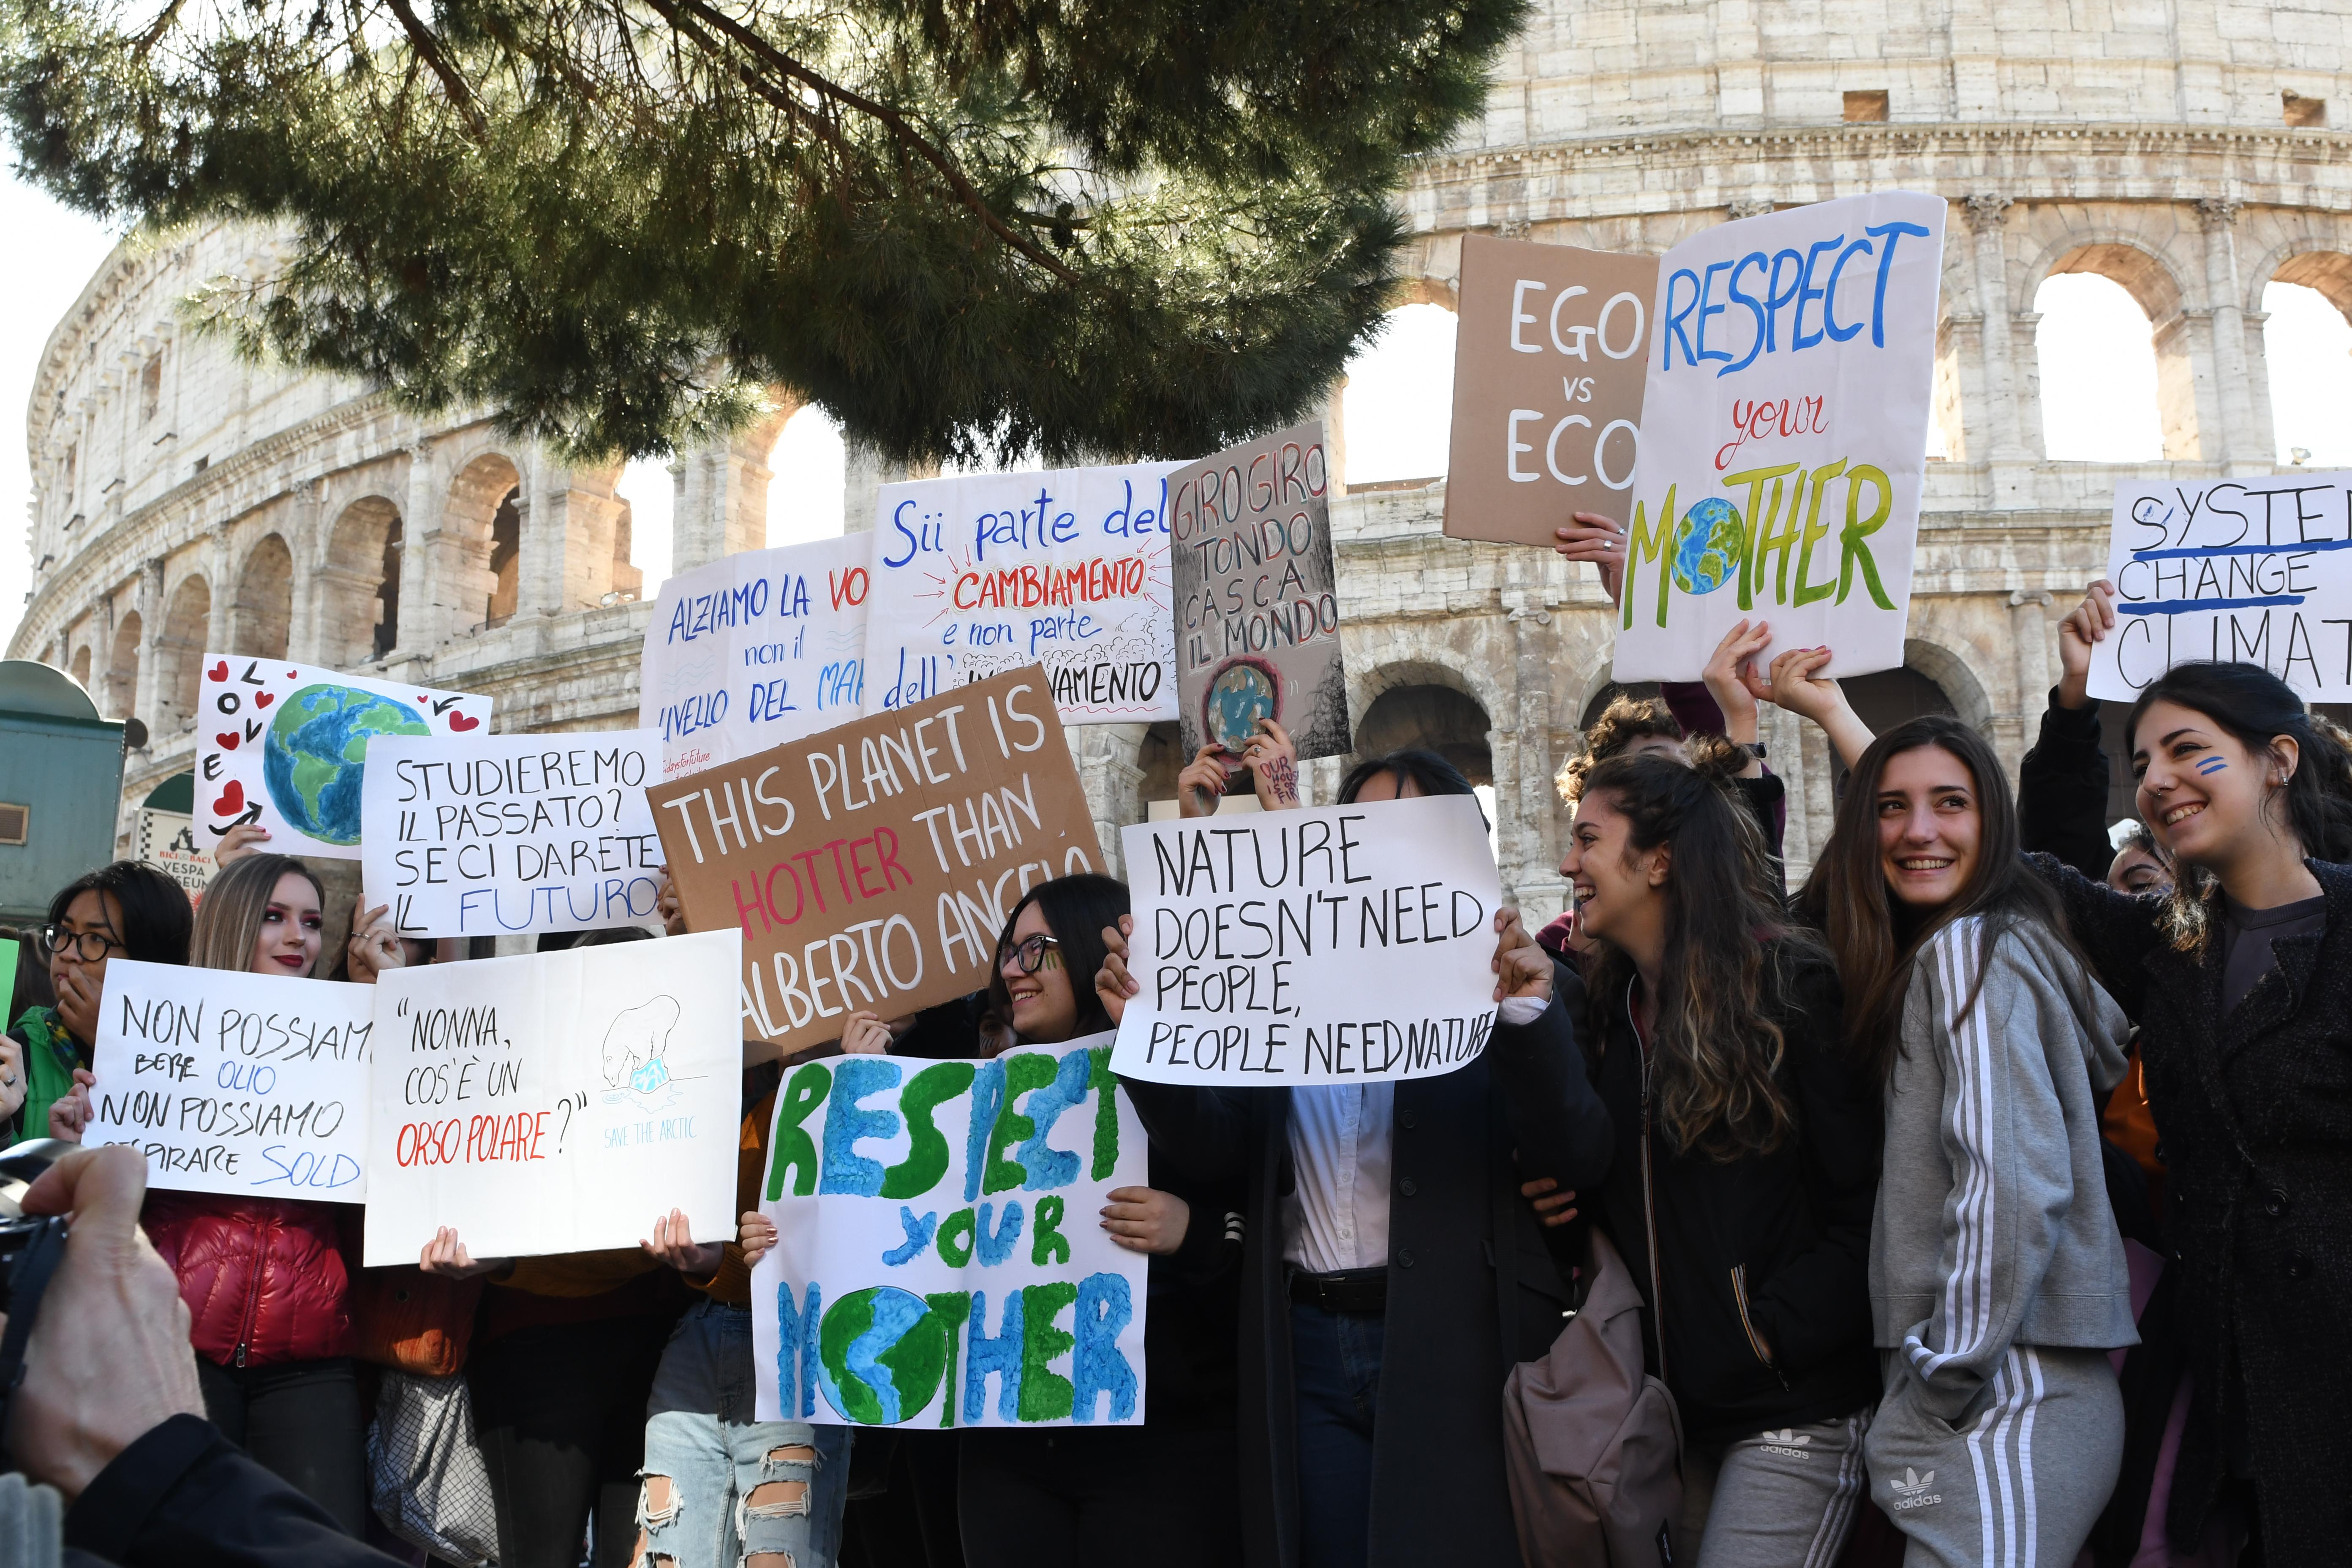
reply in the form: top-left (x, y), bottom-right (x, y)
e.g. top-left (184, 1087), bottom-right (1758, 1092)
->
top-left (817, 1285), bottom-right (948, 1425)
top-left (1670, 495), bottom-right (1746, 596)
top-left (1204, 660), bottom-right (1278, 751)
top-left (261, 684), bottom-right (430, 845)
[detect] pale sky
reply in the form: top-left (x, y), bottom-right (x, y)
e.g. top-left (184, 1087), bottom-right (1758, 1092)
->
top-left (8, 173), bottom-right (2352, 657)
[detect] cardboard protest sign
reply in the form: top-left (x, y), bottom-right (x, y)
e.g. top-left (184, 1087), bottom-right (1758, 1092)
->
top-left (1611, 192), bottom-right (1946, 681)
top-left (197, 655), bottom-right (493, 860)
top-left (752, 1032), bottom-right (1150, 1428)
top-left (863, 462), bottom-right (1185, 724)
top-left (362, 731), bottom-right (664, 939)
top-left (639, 535), bottom-right (874, 782)
top-left (2088, 473), bottom-right (2352, 701)
top-left (84, 959), bottom-right (374, 1199)
top-left (1110, 794), bottom-right (1501, 1087)
top-left (651, 665), bottom-right (1105, 1059)
top-left (362, 929), bottom-right (742, 1264)
top-left (1443, 237), bottom-right (1657, 546)
top-left (1168, 422), bottom-right (1351, 763)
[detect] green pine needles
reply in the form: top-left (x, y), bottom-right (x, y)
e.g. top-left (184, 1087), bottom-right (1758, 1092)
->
top-left (3, 0), bottom-right (1524, 466)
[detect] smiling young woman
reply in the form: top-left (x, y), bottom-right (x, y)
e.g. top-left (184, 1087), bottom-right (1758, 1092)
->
top-left (1783, 706), bottom-right (2137, 1568)
top-left (2021, 602), bottom-right (2352, 1562)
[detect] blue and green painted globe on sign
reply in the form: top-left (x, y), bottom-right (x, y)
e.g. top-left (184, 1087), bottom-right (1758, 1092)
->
top-left (261, 685), bottom-right (430, 845)
top-left (1670, 496), bottom-right (1746, 596)
top-left (817, 1286), bottom-right (948, 1425)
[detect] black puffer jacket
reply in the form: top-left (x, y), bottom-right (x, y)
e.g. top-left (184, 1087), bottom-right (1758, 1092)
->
top-left (1554, 942), bottom-right (1882, 1444)
top-left (2032, 853), bottom-right (2352, 1558)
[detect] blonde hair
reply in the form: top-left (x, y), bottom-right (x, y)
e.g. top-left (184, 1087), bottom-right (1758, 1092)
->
top-left (189, 855), bottom-right (326, 975)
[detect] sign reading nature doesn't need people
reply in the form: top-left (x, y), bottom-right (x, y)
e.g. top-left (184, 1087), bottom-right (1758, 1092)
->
top-left (648, 664), bottom-right (1104, 1058)
top-left (753, 1032), bottom-right (1151, 1429)
top-left (1109, 794), bottom-right (1502, 1087)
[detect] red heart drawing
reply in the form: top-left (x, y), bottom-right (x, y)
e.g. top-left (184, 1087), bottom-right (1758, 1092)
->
top-left (256, 692), bottom-right (274, 709)
top-left (207, 660), bottom-right (228, 682)
top-left (286, 670), bottom-right (298, 681)
top-left (213, 780), bottom-right (245, 818)
top-left (415, 695), bottom-right (428, 704)
top-left (216, 732), bottom-right (240, 751)
top-left (448, 712), bottom-right (481, 732)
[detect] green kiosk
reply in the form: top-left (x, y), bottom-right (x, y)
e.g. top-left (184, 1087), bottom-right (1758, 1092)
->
top-left (0, 660), bottom-right (128, 926)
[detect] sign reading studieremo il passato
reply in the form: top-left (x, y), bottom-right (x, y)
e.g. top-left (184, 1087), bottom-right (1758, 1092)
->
top-left (1611, 191), bottom-right (1946, 682)
top-left (1110, 794), bottom-right (1502, 1087)
top-left (753, 1032), bottom-right (1151, 1429)
top-left (2088, 471), bottom-right (2352, 702)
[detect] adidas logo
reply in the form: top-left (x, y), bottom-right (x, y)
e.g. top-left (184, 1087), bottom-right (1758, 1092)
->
top-left (1759, 1429), bottom-right (1813, 1459)
top-left (1889, 1468), bottom-right (1941, 1511)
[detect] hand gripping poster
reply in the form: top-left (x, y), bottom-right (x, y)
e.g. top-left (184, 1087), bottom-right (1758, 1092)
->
top-left (1610, 192), bottom-right (1946, 681)
top-left (863, 462), bottom-right (1185, 724)
top-left (196, 655), bottom-right (494, 860)
top-left (751, 1032), bottom-right (1151, 1429)
top-left (639, 534), bottom-right (874, 782)
top-left (1168, 422), bottom-right (1351, 762)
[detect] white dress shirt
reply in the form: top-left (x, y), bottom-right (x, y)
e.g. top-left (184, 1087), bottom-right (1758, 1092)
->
top-left (1280, 995), bottom-right (1549, 1274)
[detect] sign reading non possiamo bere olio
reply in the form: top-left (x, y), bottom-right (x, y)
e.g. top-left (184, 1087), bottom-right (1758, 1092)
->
top-left (648, 664), bottom-right (1104, 1058)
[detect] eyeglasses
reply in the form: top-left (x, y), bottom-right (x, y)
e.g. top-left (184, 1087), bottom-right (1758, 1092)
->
top-left (998, 933), bottom-right (1061, 975)
top-left (41, 926), bottom-right (122, 964)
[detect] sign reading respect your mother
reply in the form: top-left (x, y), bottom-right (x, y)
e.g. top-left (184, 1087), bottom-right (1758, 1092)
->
top-left (1110, 794), bottom-right (1502, 1086)
top-left (651, 665), bottom-right (1105, 1058)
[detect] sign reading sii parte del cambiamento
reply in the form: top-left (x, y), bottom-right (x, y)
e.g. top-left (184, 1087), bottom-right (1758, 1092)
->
top-left (639, 534), bottom-right (873, 781)
top-left (1169, 422), bottom-right (1351, 763)
top-left (753, 1032), bottom-right (1151, 1429)
top-left (1110, 794), bottom-right (1502, 1087)
top-left (863, 462), bottom-right (1184, 724)
top-left (84, 960), bottom-right (375, 1199)
top-left (649, 666), bottom-right (1104, 1059)
top-left (361, 731), bottom-right (665, 939)
top-left (2089, 472), bottom-right (2352, 701)
top-left (1611, 191), bottom-right (1946, 682)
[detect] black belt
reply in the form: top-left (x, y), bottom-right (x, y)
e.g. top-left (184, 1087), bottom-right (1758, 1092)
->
top-left (1288, 1266), bottom-right (1388, 1315)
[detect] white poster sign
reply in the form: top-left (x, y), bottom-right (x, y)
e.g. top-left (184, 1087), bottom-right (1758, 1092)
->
top-left (2089, 473), bottom-right (2352, 701)
top-left (751, 1033), bottom-right (1151, 1429)
top-left (1109, 795), bottom-right (1501, 1087)
top-left (361, 731), bottom-right (666, 939)
top-left (1612, 191), bottom-right (1947, 681)
top-left (362, 930), bottom-right (743, 1264)
top-left (638, 535), bottom-right (874, 782)
top-left (133, 808), bottom-right (215, 897)
top-left (863, 463), bottom-right (1185, 724)
top-left (196, 655), bottom-right (494, 860)
top-left (84, 959), bottom-right (374, 1199)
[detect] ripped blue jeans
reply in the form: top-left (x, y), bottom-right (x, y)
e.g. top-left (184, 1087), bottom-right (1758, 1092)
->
top-left (637, 1298), bottom-right (850, 1568)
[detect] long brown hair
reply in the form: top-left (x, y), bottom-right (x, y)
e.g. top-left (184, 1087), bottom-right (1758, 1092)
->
top-left (189, 854), bottom-right (326, 975)
top-left (1578, 753), bottom-right (1812, 1160)
top-left (1799, 716), bottom-right (2085, 1080)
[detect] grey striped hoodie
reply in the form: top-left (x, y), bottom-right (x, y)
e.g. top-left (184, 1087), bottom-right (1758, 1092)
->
top-left (1869, 915), bottom-right (2137, 1416)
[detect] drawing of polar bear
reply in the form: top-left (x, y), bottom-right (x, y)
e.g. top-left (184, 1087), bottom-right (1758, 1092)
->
top-left (602, 995), bottom-right (682, 1094)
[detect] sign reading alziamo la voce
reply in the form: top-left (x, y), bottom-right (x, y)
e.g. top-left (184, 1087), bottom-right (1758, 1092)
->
top-left (1611, 191), bottom-right (1946, 683)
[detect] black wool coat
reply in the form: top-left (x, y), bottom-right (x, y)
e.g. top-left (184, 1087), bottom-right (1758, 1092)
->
top-left (2035, 853), bottom-right (2352, 1557)
top-left (1123, 991), bottom-right (1614, 1568)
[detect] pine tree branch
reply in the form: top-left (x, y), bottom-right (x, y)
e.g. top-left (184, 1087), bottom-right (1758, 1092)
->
top-left (648, 0), bottom-right (1081, 285)
top-left (382, 0), bottom-right (490, 141)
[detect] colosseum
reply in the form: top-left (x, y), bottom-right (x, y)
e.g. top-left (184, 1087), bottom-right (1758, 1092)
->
top-left (16, 0), bottom-right (2352, 927)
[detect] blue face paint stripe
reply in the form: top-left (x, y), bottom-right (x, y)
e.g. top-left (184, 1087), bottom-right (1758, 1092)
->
top-left (2197, 758), bottom-right (2228, 775)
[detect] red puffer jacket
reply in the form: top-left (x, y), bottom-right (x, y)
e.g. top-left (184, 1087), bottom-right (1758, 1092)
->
top-left (143, 1193), bottom-right (356, 1367)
